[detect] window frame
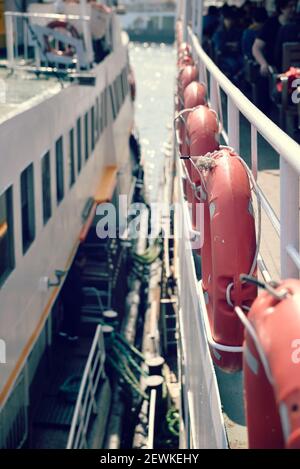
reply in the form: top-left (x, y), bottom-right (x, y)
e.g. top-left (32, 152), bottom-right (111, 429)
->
top-left (0, 186), bottom-right (15, 285)
top-left (20, 163), bottom-right (36, 254)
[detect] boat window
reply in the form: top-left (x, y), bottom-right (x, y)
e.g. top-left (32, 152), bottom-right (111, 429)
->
top-left (119, 73), bottom-right (124, 106)
top-left (55, 137), bottom-right (64, 204)
top-left (68, 128), bottom-right (75, 187)
top-left (120, 70), bottom-right (125, 104)
top-left (95, 97), bottom-right (100, 142)
top-left (41, 152), bottom-right (52, 225)
top-left (99, 93), bottom-right (103, 135)
top-left (0, 186), bottom-right (15, 285)
top-left (123, 67), bottom-right (129, 97)
top-left (84, 112), bottom-right (89, 160)
top-left (21, 163), bottom-right (35, 253)
top-left (104, 88), bottom-right (108, 128)
top-left (91, 106), bottom-right (95, 152)
top-left (77, 118), bottom-right (82, 173)
top-left (109, 85), bottom-right (116, 120)
top-left (101, 91), bottom-right (105, 131)
top-left (113, 79), bottom-right (120, 115)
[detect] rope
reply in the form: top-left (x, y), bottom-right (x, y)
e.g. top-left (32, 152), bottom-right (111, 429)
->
top-left (107, 355), bottom-right (148, 400)
top-left (166, 407), bottom-right (180, 437)
top-left (114, 332), bottom-right (145, 361)
top-left (113, 339), bottom-right (148, 378)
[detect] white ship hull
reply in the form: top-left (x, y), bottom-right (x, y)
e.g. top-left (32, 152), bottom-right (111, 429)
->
top-left (0, 19), bottom-right (134, 446)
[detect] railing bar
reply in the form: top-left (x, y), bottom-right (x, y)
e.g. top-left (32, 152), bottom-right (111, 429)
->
top-left (286, 245), bottom-right (300, 271)
top-left (257, 253), bottom-right (272, 283)
top-left (5, 11), bottom-right (90, 21)
top-left (280, 159), bottom-right (299, 278)
top-left (220, 128), bottom-right (229, 146)
top-left (24, 20), bottom-right (28, 61)
top-left (148, 389), bottom-right (157, 449)
top-left (251, 124), bottom-right (258, 180)
top-left (188, 27), bottom-right (300, 175)
top-left (67, 326), bottom-right (103, 449)
top-left (257, 186), bottom-right (280, 237)
top-left (14, 16), bottom-right (18, 60)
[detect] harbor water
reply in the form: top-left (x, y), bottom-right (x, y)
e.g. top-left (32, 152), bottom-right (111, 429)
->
top-left (129, 42), bottom-right (176, 204)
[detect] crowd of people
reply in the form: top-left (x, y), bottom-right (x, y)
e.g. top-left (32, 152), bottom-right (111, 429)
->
top-left (203, 0), bottom-right (300, 111)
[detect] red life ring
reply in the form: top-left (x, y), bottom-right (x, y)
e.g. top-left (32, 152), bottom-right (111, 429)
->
top-left (243, 278), bottom-right (300, 448)
top-left (186, 105), bottom-right (219, 229)
top-left (188, 141), bottom-right (257, 372)
top-left (177, 42), bottom-right (191, 59)
top-left (177, 65), bottom-right (198, 111)
top-left (45, 20), bottom-right (80, 58)
top-left (179, 83), bottom-right (207, 202)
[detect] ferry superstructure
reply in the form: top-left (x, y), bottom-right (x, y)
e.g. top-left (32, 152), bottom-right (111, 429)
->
top-left (0, 1), bottom-right (135, 448)
top-left (1, 0), bottom-right (300, 452)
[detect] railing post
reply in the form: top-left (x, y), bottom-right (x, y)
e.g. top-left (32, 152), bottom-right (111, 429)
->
top-left (250, 124), bottom-right (258, 180)
top-left (280, 158), bottom-right (299, 279)
top-left (228, 97), bottom-right (239, 154)
top-left (5, 13), bottom-right (14, 69)
top-left (191, 0), bottom-right (196, 33)
top-left (197, 0), bottom-right (204, 43)
top-left (210, 74), bottom-right (218, 115)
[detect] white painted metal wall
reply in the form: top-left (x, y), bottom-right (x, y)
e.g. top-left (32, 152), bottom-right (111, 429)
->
top-left (175, 162), bottom-right (228, 448)
top-left (0, 27), bottom-right (133, 416)
top-left (176, 0), bottom-right (300, 448)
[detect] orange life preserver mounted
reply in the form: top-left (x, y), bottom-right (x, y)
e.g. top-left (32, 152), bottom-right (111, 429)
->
top-left (185, 105), bottom-right (219, 227)
top-left (45, 20), bottom-right (80, 58)
top-left (176, 21), bottom-right (183, 47)
top-left (177, 65), bottom-right (199, 112)
top-left (176, 81), bottom-right (206, 198)
top-left (189, 145), bottom-right (257, 372)
top-left (180, 81), bottom-right (206, 203)
top-left (177, 42), bottom-right (191, 60)
top-left (241, 278), bottom-right (300, 448)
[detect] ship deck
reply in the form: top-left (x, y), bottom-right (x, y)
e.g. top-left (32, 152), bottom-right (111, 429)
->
top-left (0, 66), bottom-right (63, 124)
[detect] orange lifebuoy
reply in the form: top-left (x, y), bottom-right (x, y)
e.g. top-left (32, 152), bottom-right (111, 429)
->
top-left (180, 83), bottom-right (207, 202)
top-left (178, 54), bottom-right (194, 68)
top-left (45, 20), bottom-right (80, 58)
top-left (186, 105), bottom-right (219, 225)
top-left (177, 65), bottom-right (198, 111)
top-left (178, 42), bottom-right (191, 59)
top-left (243, 278), bottom-right (300, 448)
top-left (189, 145), bottom-right (257, 372)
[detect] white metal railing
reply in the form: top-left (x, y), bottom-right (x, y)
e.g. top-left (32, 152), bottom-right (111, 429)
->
top-left (175, 0), bottom-right (300, 449)
top-left (185, 0), bottom-right (300, 282)
top-left (67, 325), bottom-right (106, 449)
top-left (147, 389), bottom-right (157, 449)
top-left (175, 158), bottom-right (228, 448)
top-left (0, 369), bottom-right (28, 449)
top-left (5, 11), bottom-right (94, 72)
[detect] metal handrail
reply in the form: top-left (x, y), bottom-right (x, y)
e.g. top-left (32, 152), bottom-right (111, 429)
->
top-left (66, 325), bottom-right (106, 449)
top-left (5, 11), bottom-right (90, 21)
top-left (147, 389), bottom-right (157, 449)
top-left (185, 0), bottom-right (300, 280)
top-left (188, 27), bottom-right (300, 175)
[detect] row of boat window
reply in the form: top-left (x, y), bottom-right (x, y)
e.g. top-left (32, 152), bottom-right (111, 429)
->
top-left (0, 67), bottom-right (129, 287)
